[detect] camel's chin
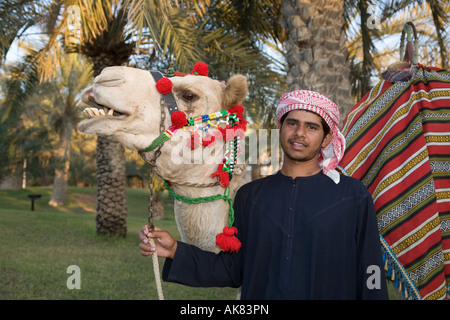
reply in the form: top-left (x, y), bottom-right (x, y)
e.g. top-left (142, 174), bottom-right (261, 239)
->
top-left (78, 117), bottom-right (155, 151)
top-left (77, 117), bottom-right (126, 135)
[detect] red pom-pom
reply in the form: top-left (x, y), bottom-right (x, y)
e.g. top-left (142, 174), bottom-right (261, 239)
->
top-left (228, 105), bottom-right (244, 117)
top-left (210, 163), bottom-right (230, 188)
top-left (155, 78), bottom-right (173, 95)
top-left (216, 226), bottom-right (241, 252)
top-left (192, 62), bottom-right (209, 76)
top-left (171, 111), bottom-right (187, 128)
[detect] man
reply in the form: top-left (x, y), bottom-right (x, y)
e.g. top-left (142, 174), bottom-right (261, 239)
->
top-left (139, 90), bottom-right (389, 299)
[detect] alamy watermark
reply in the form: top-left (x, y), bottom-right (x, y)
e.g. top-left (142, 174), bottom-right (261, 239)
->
top-left (366, 265), bottom-right (382, 290)
top-left (366, 4), bottom-right (381, 30)
top-left (66, 265), bottom-right (81, 289)
top-left (167, 128), bottom-right (281, 172)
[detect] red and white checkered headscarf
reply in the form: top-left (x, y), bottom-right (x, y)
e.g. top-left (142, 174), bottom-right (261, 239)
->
top-left (276, 90), bottom-right (346, 184)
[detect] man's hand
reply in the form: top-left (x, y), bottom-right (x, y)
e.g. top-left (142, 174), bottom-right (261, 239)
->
top-left (139, 225), bottom-right (178, 259)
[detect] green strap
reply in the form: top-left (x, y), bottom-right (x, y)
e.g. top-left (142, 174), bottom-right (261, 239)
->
top-left (163, 180), bottom-right (235, 227)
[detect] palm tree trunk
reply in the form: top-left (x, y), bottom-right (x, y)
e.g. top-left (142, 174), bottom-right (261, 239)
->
top-left (49, 124), bottom-right (71, 206)
top-left (92, 63), bottom-right (128, 237)
top-left (79, 6), bottom-right (134, 237)
top-left (0, 164), bottom-right (23, 190)
top-left (280, 0), bottom-right (354, 126)
top-left (96, 134), bottom-right (127, 237)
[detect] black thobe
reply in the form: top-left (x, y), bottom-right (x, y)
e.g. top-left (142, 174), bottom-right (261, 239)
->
top-left (162, 171), bottom-right (389, 299)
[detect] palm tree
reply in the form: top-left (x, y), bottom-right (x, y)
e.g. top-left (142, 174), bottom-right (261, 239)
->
top-left (381, 0), bottom-right (448, 69)
top-left (70, 2), bottom-right (135, 237)
top-left (280, 0), bottom-right (354, 125)
top-left (1, 0), bottom-right (286, 237)
top-left (346, 0), bottom-right (449, 101)
top-left (0, 50), bottom-right (53, 189)
top-left (280, 0), bottom-right (449, 116)
top-left (1, 45), bottom-right (92, 197)
top-left (47, 53), bottom-right (92, 206)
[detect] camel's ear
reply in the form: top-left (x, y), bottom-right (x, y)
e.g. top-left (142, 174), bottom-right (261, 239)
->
top-left (222, 75), bottom-right (248, 109)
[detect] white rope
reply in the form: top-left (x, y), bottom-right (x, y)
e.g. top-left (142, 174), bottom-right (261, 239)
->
top-left (149, 237), bottom-right (164, 300)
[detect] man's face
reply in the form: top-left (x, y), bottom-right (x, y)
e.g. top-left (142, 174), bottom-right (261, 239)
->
top-left (278, 109), bottom-right (332, 163)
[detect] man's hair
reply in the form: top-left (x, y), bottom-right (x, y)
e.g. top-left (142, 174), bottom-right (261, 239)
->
top-left (279, 110), bottom-right (331, 137)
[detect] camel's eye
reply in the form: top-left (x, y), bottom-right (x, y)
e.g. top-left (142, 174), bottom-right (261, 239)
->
top-left (181, 91), bottom-right (198, 102)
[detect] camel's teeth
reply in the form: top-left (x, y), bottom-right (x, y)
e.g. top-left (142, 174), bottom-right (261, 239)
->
top-left (83, 107), bottom-right (114, 118)
top-left (83, 108), bottom-right (93, 118)
top-left (91, 108), bottom-right (100, 116)
top-left (83, 107), bottom-right (101, 118)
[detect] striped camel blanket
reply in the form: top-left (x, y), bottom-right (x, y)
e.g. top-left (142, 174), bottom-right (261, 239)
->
top-left (340, 64), bottom-right (450, 300)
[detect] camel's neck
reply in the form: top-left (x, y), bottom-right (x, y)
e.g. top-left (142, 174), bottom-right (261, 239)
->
top-left (166, 178), bottom-right (235, 253)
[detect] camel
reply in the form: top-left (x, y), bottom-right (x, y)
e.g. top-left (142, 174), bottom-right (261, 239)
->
top-left (77, 63), bottom-right (249, 253)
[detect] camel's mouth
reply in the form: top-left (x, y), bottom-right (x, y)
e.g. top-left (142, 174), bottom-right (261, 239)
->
top-left (82, 105), bottom-right (129, 119)
top-left (81, 92), bottom-right (129, 120)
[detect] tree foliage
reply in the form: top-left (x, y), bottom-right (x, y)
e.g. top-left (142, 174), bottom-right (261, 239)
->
top-left (0, 0), bottom-right (448, 188)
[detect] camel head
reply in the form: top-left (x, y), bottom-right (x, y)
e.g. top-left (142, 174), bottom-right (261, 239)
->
top-left (78, 63), bottom-right (249, 252)
top-left (78, 63), bottom-right (246, 148)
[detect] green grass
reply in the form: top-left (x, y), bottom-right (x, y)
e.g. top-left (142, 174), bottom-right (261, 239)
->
top-left (1, 186), bottom-right (399, 300)
top-left (0, 187), bottom-right (237, 300)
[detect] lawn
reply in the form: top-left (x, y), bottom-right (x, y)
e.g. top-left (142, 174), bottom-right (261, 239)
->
top-left (0, 186), bottom-right (237, 300)
top-left (1, 186), bottom-right (399, 300)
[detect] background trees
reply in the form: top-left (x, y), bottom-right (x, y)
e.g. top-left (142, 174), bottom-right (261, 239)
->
top-left (0, 0), bottom-right (448, 236)
top-left (346, 0), bottom-right (449, 101)
top-left (0, 0), bottom-right (285, 237)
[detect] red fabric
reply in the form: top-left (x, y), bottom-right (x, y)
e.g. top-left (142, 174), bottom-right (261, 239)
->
top-left (210, 163), bottom-right (230, 188)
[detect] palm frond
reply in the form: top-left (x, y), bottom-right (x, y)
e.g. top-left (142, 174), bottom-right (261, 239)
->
top-left (426, 0), bottom-right (448, 68)
top-left (0, 0), bottom-right (41, 63)
top-left (1, 51), bottom-right (39, 123)
top-left (126, 0), bottom-right (204, 70)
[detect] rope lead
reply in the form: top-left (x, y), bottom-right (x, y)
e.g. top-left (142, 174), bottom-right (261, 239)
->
top-left (149, 237), bottom-right (164, 300)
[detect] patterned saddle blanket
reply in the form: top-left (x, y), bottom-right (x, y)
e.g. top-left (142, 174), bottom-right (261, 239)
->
top-left (340, 64), bottom-right (450, 300)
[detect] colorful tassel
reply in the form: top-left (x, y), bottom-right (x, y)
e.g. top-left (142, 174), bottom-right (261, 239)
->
top-left (216, 226), bottom-right (241, 252)
top-left (140, 127), bottom-right (176, 152)
top-left (210, 163), bottom-right (230, 188)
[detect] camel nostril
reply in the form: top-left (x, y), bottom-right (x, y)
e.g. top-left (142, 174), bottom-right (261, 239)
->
top-left (88, 93), bottom-right (96, 103)
top-left (94, 78), bottom-right (125, 87)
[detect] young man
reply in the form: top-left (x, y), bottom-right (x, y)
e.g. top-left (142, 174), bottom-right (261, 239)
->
top-left (139, 90), bottom-right (388, 299)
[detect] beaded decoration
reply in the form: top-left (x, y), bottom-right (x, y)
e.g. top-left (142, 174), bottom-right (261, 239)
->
top-left (140, 105), bottom-right (247, 188)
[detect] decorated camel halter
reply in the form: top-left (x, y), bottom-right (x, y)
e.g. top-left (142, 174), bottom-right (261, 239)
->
top-left (141, 62), bottom-right (246, 253)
